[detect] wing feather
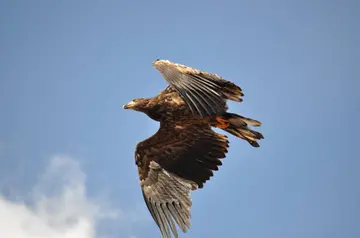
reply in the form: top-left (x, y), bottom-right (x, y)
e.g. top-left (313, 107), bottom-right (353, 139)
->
top-left (141, 161), bottom-right (197, 238)
top-left (136, 124), bottom-right (229, 237)
top-left (153, 59), bottom-right (243, 117)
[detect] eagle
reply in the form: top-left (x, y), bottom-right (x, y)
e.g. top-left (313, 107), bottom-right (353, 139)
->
top-left (123, 59), bottom-right (263, 238)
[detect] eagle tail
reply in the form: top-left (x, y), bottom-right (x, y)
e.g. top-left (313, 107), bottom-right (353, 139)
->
top-left (214, 113), bottom-right (264, 147)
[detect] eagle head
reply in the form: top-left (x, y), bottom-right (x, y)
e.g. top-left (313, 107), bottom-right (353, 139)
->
top-left (123, 98), bottom-right (150, 111)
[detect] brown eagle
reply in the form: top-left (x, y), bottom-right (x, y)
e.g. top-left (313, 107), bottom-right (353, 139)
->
top-left (123, 59), bottom-right (263, 238)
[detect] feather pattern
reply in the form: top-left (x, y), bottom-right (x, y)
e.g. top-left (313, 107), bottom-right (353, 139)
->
top-left (141, 161), bottom-right (197, 238)
top-left (153, 59), bottom-right (243, 117)
top-left (135, 124), bottom-right (229, 237)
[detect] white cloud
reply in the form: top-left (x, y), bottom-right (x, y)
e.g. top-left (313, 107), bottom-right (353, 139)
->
top-left (0, 155), bottom-right (119, 238)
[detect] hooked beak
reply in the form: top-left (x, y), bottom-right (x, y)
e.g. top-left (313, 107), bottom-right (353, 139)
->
top-left (123, 100), bottom-right (136, 109)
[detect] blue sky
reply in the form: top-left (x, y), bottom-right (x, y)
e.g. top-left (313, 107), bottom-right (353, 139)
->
top-left (0, 0), bottom-right (359, 237)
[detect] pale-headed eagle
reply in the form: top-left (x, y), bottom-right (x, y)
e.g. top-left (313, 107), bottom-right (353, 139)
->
top-left (123, 59), bottom-right (263, 238)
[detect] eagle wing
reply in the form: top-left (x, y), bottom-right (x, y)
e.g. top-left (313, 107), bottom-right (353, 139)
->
top-left (152, 60), bottom-right (244, 118)
top-left (136, 123), bottom-right (229, 238)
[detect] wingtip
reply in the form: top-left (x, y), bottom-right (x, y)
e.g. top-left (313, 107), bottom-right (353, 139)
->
top-left (152, 59), bottom-right (172, 68)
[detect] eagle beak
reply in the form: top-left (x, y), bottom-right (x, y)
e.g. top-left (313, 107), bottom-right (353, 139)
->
top-left (123, 100), bottom-right (136, 109)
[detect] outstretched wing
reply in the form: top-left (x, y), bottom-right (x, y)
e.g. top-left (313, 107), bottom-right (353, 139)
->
top-left (152, 59), bottom-right (244, 118)
top-left (136, 123), bottom-right (229, 238)
top-left (140, 161), bottom-right (197, 238)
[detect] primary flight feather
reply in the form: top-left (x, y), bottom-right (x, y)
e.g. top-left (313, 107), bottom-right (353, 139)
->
top-left (123, 59), bottom-right (264, 238)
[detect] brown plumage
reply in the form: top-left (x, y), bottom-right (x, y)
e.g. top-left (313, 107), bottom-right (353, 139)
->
top-left (123, 59), bottom-right (264, 238)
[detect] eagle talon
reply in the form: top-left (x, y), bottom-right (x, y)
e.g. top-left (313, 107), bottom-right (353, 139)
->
top-left (215, 116), bottom-right (230, 129)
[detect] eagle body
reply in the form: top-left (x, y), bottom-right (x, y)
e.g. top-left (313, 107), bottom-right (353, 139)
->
top-left (134, 86), bottom-right (195, 122)
top-left (134, 86), bottom-right (226, 183)
top-left (123, 60), bottom-right (263, 238)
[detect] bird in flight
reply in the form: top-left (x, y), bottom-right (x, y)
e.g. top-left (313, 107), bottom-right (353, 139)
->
top-left (123, 59), bottom-right (263, 238)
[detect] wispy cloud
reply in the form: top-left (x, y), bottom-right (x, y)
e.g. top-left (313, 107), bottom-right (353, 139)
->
top-left (0, 155), bottom-right (120, 238)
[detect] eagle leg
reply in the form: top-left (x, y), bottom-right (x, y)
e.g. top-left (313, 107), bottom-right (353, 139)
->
top-left (215, 116), bottom-right (230, 129)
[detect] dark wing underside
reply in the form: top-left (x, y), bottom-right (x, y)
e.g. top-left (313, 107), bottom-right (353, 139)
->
top-left (153, 60), bottom-right (244, 118)
top-left (136, 124), bottom-right (229, 238)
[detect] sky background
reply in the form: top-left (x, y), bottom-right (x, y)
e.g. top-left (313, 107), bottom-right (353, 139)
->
top-left (0, 0), bottom-right (359, 238)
